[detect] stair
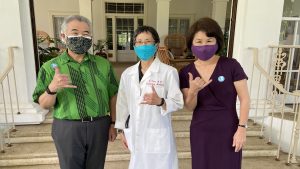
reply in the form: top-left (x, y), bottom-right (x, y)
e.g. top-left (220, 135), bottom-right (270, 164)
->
top-left (0, 109), bottom-right (278, 169)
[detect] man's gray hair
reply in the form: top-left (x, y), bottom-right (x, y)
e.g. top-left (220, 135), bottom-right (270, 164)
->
top-left (61, 15), bottom-right (91, 34)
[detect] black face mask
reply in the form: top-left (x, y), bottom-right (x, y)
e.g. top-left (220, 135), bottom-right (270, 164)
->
top-left (65, 36), bottom-right (92, 54)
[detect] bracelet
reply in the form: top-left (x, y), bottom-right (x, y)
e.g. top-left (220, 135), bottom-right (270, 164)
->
top-left (110, 121), bottom-right (115, 125)
top-left (156, 98), bottom-right (165, 106)
top-left (46, 86), bottom-right (57, 95)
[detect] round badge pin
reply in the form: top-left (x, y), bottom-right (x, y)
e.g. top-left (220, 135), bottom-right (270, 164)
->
top-left (218, 76), bottom-right (225, 82)
top-left (51, 63), bottom-right (58, 69)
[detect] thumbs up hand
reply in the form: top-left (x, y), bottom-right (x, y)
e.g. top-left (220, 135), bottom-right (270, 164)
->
top-left (188, 72), bottom-right (212, 94)
top-left (48, 66), bottom-right (77, 93)
top-left (140, 85), bottom-right (162, 105)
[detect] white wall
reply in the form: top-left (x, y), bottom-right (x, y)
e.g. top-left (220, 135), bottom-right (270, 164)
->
top-left (34, 0), bottom-right (79, 37)
top-left (233, 0), bottom-right (284, 69)
top-left (146, 0), bottom-right (157, 28)
top-left (170, 0), bottom-right (211, 20)
top-left (233, 0), bottom-right (284, 100)
top-left (0, 0), bottom-right (28, 103)
top-left (0, 0), bottom-right (22, 73)
top-left (92, 0), bottom-right (106, 42)
top-left (0, 0), bottom-right (47, 124)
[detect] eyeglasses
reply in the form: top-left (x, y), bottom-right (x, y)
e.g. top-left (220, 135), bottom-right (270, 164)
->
top-left (67, 35), bottom-right (92, 39)
top-left (134, 40), bottom-right (155, 46)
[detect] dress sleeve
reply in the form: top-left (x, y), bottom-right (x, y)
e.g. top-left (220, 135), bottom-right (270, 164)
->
top-left (179, 67), bottom-right (190, 89)
top-left (231, 59), bottom-right (248, 82)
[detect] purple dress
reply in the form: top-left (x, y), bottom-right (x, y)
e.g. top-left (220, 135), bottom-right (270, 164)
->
top-left (179, 57), bottom-right (248, 169)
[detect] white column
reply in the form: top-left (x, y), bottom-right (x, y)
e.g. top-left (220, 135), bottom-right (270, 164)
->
top-left (79, 0), bottom-right (93, 53)
top-left (156, 0), bottom-right (172, 46)
top-left (0, 0), bottom-right (48, 124)
top-left (211, 0), bottom-right (229, 32)
top-left (92, 0), bottom-right (106, 42)
top-left (79, 0), bottom-right (92, 21)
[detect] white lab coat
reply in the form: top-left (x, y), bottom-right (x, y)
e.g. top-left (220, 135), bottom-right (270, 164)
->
top-left (115, 58), bottom-right (184, 169)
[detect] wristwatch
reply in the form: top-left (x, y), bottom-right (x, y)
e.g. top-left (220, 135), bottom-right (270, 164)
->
top-left (46, 86), bottom-right (57, 95)
top-left (238, 124), bottom-right (248, 128)
top-left (156, 98), bottom-right (165, 106)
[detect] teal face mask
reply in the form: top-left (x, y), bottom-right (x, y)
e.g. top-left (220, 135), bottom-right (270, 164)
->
top-left (134, 44), bottom-right (157, 61)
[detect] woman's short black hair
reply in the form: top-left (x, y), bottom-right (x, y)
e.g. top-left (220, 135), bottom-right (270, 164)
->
top-left (133, 26), bottom-right (160, 44)
top-left (186, 17), bottom-right (224, 54)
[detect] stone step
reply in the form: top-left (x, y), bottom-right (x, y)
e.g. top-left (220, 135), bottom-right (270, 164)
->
top-left (7, 126), bottom-right (262, 145)
top-left (4, 132), bottom-right (274, 159)
top-left (0, 136), bottom-right (277, 167)
top-left (0, 148), bottom-right (277, 168)
top-left (2, 110), bottom-right (271, 168)
top-left (4, 153), bottom-right (300, 169)
top-left (10, 115), bottom-right (261, 139)
top-left (1, 158), bottom-right (192, 169)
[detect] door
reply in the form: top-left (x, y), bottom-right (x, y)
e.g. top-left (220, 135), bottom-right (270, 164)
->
top-left (116, 18), bottom-right (135, 62)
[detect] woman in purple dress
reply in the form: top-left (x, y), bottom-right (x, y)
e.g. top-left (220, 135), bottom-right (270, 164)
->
top-left (179, 17), bottom-right (250, 169)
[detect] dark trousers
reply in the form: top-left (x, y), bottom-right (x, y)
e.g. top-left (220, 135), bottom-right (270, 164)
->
top-left (51, 116), bottom-right (110, 169)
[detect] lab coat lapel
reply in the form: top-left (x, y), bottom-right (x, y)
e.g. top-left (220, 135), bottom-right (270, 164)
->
top-left (140, 57), bottom-right (160, 84)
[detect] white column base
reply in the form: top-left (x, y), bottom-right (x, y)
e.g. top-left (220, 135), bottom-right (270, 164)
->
top-left (0, 103), bottom-right (48, 125)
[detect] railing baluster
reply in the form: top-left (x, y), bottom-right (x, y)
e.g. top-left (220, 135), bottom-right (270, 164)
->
top-left (249, 60), bottom-right (255, 97)
top-left (287, 95), bottom-right (299, 164)
top-left (1, 83), bottom-right (8, 124)
top-left (290, 94), bottom-right (300, 163)
top-left (6, 76), bottom-right (16, 131)
top-left (259, 80), bottom-right (269, 139)
top-left (250, 46), bottom-right (300, 164)
top-left (276, 93), bottom-right (286, 160)
top-left (254, 73), bottom-right (262, 125)
top-left (268, 90), bottom-right (276, 144)
top-left (12, 67), bottom-right (20, 115)
top-left (0, 46), bottom-right (18, 153)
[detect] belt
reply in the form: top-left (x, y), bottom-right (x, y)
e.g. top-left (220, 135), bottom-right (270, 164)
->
top-left (79, 116), bottom-right (103, 122)
top-left (55, 116), bottom-right (109, 122)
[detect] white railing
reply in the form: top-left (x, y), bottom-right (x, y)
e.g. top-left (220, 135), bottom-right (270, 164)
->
top-left (249, 46), bottom-right (300, 164)
top-left (0, 46), bottom-right (19, 153)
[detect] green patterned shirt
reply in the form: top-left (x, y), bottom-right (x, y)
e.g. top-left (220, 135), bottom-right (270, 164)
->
top-left (32, 51), bottom-right (119, 120)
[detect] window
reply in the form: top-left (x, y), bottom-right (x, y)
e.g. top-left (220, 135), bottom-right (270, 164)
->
top-left (105, 3), bottom-right (144, 14)
top-left (105, 2), bottom-right (144, 51)
top-left (52, 16), bottom-right (66, 49)
top-left (116, 18), bottom-right (134, 50)
top-left (168, 18), bottom-right (190, 35)
top-left (280, 0), bottom-right (300, 45)
top-left (53, 16), bottom-right (65, 40)
top-left (106, 18), bottom-right (113, 50)
top-left (277, 0), bottom-right (300, 92)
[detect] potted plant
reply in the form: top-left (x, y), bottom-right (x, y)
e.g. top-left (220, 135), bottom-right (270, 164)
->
top-left (37, 35), bottom-right (63, 66)
top-left (93, 39), bottom-right (108, 59)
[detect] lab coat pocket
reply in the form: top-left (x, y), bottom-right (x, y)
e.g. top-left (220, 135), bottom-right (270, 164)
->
top-left (123, 128), bottom-right (133, 152)
top-left (145, 128), bottom-right (170, 154)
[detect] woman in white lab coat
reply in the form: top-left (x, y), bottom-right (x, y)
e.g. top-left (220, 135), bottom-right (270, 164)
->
top-left (115, 26), bottom-right (184, 169)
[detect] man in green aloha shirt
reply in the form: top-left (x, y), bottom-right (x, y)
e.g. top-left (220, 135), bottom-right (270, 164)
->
top-left (32, 15), bottom-right (118, 169)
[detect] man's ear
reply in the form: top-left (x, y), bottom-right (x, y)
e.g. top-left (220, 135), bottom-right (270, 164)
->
top-left (60, 33), bottom-right (66, 43)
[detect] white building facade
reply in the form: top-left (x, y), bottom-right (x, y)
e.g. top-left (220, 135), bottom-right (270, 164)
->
top-left (2, 0), bottom-right (300, 155)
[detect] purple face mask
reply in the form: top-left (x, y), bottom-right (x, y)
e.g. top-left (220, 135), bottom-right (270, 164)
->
top-left (191, 44), bottom-right (218, 61)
